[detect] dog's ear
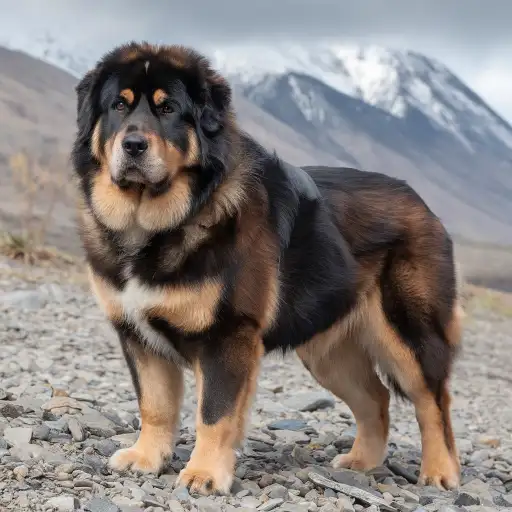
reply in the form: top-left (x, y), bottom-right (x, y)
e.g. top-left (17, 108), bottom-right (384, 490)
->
top-left (75, 68), bottom-right (101, 140)
top-left (200, 70), bottom-right (232, 135)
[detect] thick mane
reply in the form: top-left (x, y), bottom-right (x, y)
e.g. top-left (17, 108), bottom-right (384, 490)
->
top-left (71, 42), bottom-right (255, 235)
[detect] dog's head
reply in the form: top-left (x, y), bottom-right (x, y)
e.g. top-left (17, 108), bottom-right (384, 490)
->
top-left (72, 42), bottom-right (234, 232)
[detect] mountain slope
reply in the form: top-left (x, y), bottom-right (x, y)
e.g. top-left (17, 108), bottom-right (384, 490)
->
top-left (1, 39), bottom-right (512, 245)
top-left (213, 44), bottom-right (512, 158)
top-left (212, 45), bottom-right (512, 244)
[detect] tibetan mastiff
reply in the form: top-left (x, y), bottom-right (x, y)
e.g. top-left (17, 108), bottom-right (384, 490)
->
top-left (71, 42), bottom-right (463, 495)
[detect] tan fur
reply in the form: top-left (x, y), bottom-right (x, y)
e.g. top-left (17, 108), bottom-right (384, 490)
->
top-left (163, 140), bottom-right (187, 176)
top-left (87, 266), bottom-right (223, 337)
top-left (87, 267), bottom-right (123, 321)
top-left (90, 167), bottom-right (140, 230)
top-left (446, 300), bottom-right (464, 348)
top-left (148, 280), bottom-right (223, 333)
top-left (184, 128), bottom-right (200, 167)
top-left (137, 172), bottom-right (192, 231)
top-left (120, 88), bottom-right (135, 105)
top-left (78, 208), bottom-right (109, 259)
top-left (91, 121), bottom-right (102, 160)
top-left (109, 340), bottom-right (183, 473)
top-left (194, 158), bottom-right (249, 228)
top-left (296, 296), bottom-right (390, 470)
top-left (364, 290), bottom-right (459, 488)
top-left (152, 89), bottom-right (168, 105)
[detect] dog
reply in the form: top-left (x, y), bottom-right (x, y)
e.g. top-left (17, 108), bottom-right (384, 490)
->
top-left (71, 41), bottom-right (463, 495)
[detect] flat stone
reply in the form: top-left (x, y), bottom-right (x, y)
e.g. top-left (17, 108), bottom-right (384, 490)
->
top-left (195, 497), bottom-right (221, 512)
top-left (42, 396), bottom-right (83, 415)
top-left (167, 501), bottom-right (186, 512)
top-left (333, 425), bottom-right (357, 450)
top-left (241, 496), bottom-right (260, 508)
top-left (284, 392), bottom-right (335, 412)
top-left (318, 505), bottom-right (338, 512)
top-left (280, 505), bottom-right (310, 512)
top-left (32, 424), bottom-right (51, 441)
top-left (4, 426), bottom-right (32, 446)
top-left (454, 492), bottom-right (481, 506)
top-left (111, 432), bottom-right (138, 447)
top-left (170, 486), bottom-right (191, 502)
top-left (331, 468), bottom-right (371, 489)
top-left (268, 419), bottom-right (308, 431)
top-left (45, 495), bottom-right (80, 511)
top-left (94, 439), bottom-right (119, 457)
top-left (85, 497), bottom-right (122, 512)
top-left (470, 449), bottom-right (492, 464)
top-left (81, 411), bottom-right (117, 437)
top-left (0, 402), bottom-right (24, 418)
top-left (68, 417), bottom-right (86, 441)
top-left (377, 483), bottom-right (419, 503)
top-left (266, 484), bottom-right (289, 500)
top-left (174, 446), bottom-right (192, 462)
top-left (258, 498), bottom-right (284, 511)
top-left (387, 460), bottom-right (419, 484)
top-left (158, 473), bottom-right (178, 487)
top-left (324, 445), bottom-right (338, 459)
top-left (272, 430), bottom-right (310, 444)
top-left (243, 480), bottom-right (262, 495)
top-left (74, 478), bottom-right (94, 488)
top-left (44, 417), bottom-right (69, 432)
top-left (365, 466), bottom-right (395, 482)
top-left (291, 445), bottom-right (316, 464)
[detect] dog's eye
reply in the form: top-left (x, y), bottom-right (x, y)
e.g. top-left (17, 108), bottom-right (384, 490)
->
top-left (113, 100), bottom-right (126, 112)
top-left (159, 103), bottom-right (174, 115)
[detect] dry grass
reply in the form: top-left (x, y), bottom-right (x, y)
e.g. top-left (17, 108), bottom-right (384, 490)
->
top-left (0, 150), bottom-right (76, 265)
top-left (463, 283), bottom-right (512, 318)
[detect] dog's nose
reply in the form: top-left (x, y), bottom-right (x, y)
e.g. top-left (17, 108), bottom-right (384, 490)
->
top-left (122, 134), bottom-right (148, 157)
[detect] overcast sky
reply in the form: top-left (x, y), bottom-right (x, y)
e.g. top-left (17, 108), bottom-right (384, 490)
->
top-left (2, 0), bottom-right (512, 120)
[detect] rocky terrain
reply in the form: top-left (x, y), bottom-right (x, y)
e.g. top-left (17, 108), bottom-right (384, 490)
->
top-left (1, 257), bottom-right (512, 511)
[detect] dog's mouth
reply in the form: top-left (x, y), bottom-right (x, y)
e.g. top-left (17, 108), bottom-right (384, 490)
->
top-left (113, 168), bottom-right (171, 197)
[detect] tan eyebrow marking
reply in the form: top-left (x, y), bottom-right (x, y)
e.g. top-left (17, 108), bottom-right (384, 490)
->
top-left (119, 89), bottom-right (135, 105)
top-left (153, 89), bottom-right (168, 106)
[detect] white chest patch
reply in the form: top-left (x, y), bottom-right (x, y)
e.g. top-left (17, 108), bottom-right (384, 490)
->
top-left (116, 279), bottom-right (186, 365)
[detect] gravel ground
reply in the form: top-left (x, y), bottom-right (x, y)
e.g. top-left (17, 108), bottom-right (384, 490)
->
top-left (1, 258), bottom-right (512, 512)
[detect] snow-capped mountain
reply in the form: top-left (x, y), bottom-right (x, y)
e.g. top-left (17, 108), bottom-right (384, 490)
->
top-left (3, 31), bottom-right (512, 156)
top-left (2, 32), bottom-right (512, 244)
top-left (212, 44), bottom-right (512, 154)
top-left (0, 32), bottom-right (92, 79)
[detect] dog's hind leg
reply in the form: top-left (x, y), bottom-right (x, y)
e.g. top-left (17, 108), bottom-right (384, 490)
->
top-left (366, 288), bottom-right (461, 490)
top-left (296, 319), bottom-right (390, 471)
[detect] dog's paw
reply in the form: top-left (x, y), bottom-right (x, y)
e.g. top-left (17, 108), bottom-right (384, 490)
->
top-left (109, 444), bottom-right (171, 474)
top-left (176, 465), bottom-right (233, 495)
top-left (418, 465), bottom-right (460, 490)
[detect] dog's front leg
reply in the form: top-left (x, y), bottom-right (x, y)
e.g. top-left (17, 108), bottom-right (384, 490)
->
top-left (109, 330), bottom-right (184, 474)
top-left (176, 322), bottom-right (264, 495)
